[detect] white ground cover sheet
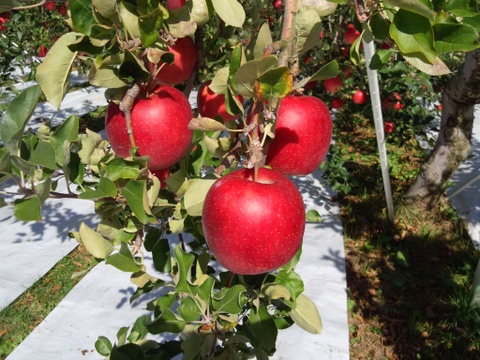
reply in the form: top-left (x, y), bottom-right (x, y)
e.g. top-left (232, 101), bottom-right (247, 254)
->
top-left (5, 170), bottom-right (350, 360)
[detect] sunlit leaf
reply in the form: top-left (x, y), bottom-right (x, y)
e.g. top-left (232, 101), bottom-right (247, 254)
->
top-left (106, 242), bottom-right (142, 272)
top-left (36, 32), bottom-right (80, 109)
top-left (70, 0), bottom-right (98, 35)
top-left (14, 196), bottom-right (42, 221)
top-left (92, 0), bottom-right (120, 23)
top-left (445, 0), bottom-right (480, 17)
top-left (30, 141), bottom-right (57, 170)
top-left (183, 178), bottom-right (217, 216)
top-left (0, 85), bottom-right (41, 154)
top-left (212, 284), bottom-right (247, 313)
top-left (188, 118), bottom-right (228, 132)
top-left (290, 293), bottom-right (323, 334)
top-left (433, 23), bottom-right (480, 54)
top-left (78, 222), bottom-right (114, 259)
top-left (384, 0), bottom-right (435, 20)
top-left (296, 8), bottom-right (322, 54)
top-left (118, 1), bottom-right (141, 38)
top-left (121, 180), bottom-right (156, 224)
top-left (210, 0), bottom-right (245, 28)
top-left (254, 22), bottom-right (273, 60)
top-left (256, 67), bottom-right (293, 102)
top-left (95, 336), bottom-right (112, 357)
top-left (235, 56), bottom-right (278, 98)
top-left (403, 55), bottom-right (451, 75)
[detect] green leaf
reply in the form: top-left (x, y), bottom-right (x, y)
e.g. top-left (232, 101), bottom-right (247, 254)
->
top-left (370, 13), bottom-right (391, 41)
top-left (118, 1), bottom-right (141, 39)
top-left (29, 141), bottom-right (57, 170)
top-left (119, 50), bottom-right (150, 82)
top-left (384, 0), bottom-right (435, 20)
top-left (188, 117), bottom-right (228, 132)
top-left (92, 0), bottom-right (120, 23)
top-left (147, 308), bottom-right (186, 334)
top-left (14, 196), bottom-right (42, 221)
top-left (121, 180), bottom-right (157, 225)
top-left (253, 22), bottom-right (273, 60)
top-left (230, 45), bottom-right (245, 86)
top-left (88, 63), bottom-right (128, 88)
top-left (445, 0), bottom-right (480, 17)
top-left (247, 307), bottom-right (277, 355)
top-left (290, 293), bottom-right (323, 334)
top-left (70, 0), bottom-right (98, 35)
top-left (369, 49), bottom-right (393, 70)
top-left (110, 343), bottom-right (145, 360)
top-left (433, 23), bottom-right (480, 54)
top-left (256, 67), bottom-right (294, 102)
top-left (464, 14), bottom-right (480, 30)
top-left (0, 0), bottom-right (20, 12)
top-left (212, 284), bottom-right (247, 313)
top-left (104, 157), bottom-right (141, 181)
top-left (296, 8), bottom-right (322, 54)
top-left (264, 284), bottom-right (291, 300)
top-left (306, 209), bottom-right (322, 223)
top-left (183, 178), bottom-right (217, 216)
top-left (52, 114), bottom-right (80, 144)
top-left (295, 60), bottom-right (338, 90)
top-left (396, 250), bottom-right (410, 267)
top-left (78, 222), bottom-right (114, 259)
top-left (210, 0), bottom-right (245, 28)
top-left (36, 32), bottom-right (80, 109)
top-left (106, 242), bottom-right (142, 272)
top-left (390, 9), bottom-right (436, 64)
top-left (139, 9), bottom-right (164, 47)
top-left (0, 85), bottom-right (41, 154)
top-left (403, 55), bottom-right (451, 75)
top-left (95, 336), bottom-right (113, 357)
top-left (179, 296), bottom-right (203, 322)
top-left (234, 56), bottom-right (278, 98)
top-left (79, 177), bottom-right (117, 199)
top-left (174, 244), bottom-right (196, 293)
top-left (274, 270), bottom-right (304, 302)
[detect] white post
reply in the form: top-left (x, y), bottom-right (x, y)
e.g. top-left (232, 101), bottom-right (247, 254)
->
top-left (362, 29), bottom-right (395, 222)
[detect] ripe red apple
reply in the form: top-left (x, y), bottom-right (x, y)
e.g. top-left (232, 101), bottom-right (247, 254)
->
top-left (197, 81), bottom-right (243, 122)
top-left (202, 167), bottom-right (306, 275)
top-left (152, 168), bottom-right (170, 190)
top-left (166, 0), bottom-right (186, 10)
top-left (57, 5), bottom-right (68, 16)
top-left (344, 23), bottom-right (360, 45)
top-left (352, 89), bottom-right (367, 105)
top-left (38, 46), bottom-right (48, 57)
top-left (273, 0), bottom-right (282, 8)
top-left (331, 97), bottom-right (344, 109)
top-left (266, 95), bottom-right (333, 176)
top-left (323, 75), bottom-right (343, 94)
top-left (0, 12), bottom-right (10, 31)
top-left (393, 101), bottom-right (403, 110)
top-left (105, 85), bottom-right (193, 171)
top-left (45, 1), bottom-right (56, 11)
top-left (384, 121), bottom-right (394, 134)
top-left (155, 37), bottom-right (197, 85)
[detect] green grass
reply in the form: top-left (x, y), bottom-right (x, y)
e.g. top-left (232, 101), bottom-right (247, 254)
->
top-left (0, 245), bottom-right (98, 359)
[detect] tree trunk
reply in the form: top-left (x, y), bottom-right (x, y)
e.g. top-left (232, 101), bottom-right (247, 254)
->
top-left (405, 49), bottom-right (480, 206)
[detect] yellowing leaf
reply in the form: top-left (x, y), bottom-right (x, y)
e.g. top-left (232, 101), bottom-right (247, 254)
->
top-left (291, 293), bottom-right (323, 335)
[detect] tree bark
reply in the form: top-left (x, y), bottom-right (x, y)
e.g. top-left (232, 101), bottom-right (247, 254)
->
top-left (405, 49), bottom-right (480, 206)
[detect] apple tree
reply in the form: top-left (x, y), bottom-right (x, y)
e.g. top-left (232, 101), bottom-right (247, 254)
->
top-left (0, 0), bottom-right (479, 358)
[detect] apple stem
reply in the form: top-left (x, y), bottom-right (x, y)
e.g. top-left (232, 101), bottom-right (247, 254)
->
top-left (119, 84), bottom-right (141, 149)
top-left (278, 0), bottom-right (298, 74)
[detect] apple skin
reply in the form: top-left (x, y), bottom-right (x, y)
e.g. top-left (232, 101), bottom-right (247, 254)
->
top-left (0, 12), bottom-right (10, 31)
top-left (323, 75), bottom-right (343, 94)
top-left (202, 167), bottom-right (306, 275)
top-left (266, 95), bottom-right (333, 176)
top-left (331, 97), bottom-right (344, 109)
top-left (344, 24), bottom-right (360, 45)
top-left (105, 85), bottom-right (193, 171)
top-left (152, 168), bottom-right (170, 190)
top-left (45, 1), bottom-right (56, 11)
top-left (166, 0), bottom-right (186, 10)
top-left (197, 81), bottom-right (243, 122)
top-left (57, 5), bottom-right (68, 16)
top-left (155, 37), bottom-right (197, 85)
top-left (352, 89), bottom-right (367, 105)
top-left (384, 121), bottom-right (394, 134)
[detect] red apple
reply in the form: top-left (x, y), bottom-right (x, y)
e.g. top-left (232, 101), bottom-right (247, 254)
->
top-left (323, 75), bottom-right (343, 94)
top-left (38, 46), bottom-right (48, 57)
top-left (273, 0), bottom-right (282, 8)
top-left (331, 97), bottom-right (344, 109)
top-left (57, 5), bottom-right (68, 16)
top-left (45, 1), bottom-right (56, 11)
top-left (152, 168), bottom-right (170, 190)
top-left (266, 95), bottom-right (333, 176)
top-left (155, 37), bottom-right (197, 85)
top-left (384, 121), bottom-right (394, 134)
top-left (0, 12), bottom-right (10, 31)
top-left (393, 101), bottom-right (403, 110)
top-left (352, 89), bottom-right (367, 105)
top-left (344, 23), bottom-right (360, 45)
top-left (202, 167), bottom-right (306, 275)
top-left (166, 0), bottom-right (186, 10)
top-left (197, 81), bottom-right (243, 122)
top-left (105, 85), bottom-right (193, 171)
